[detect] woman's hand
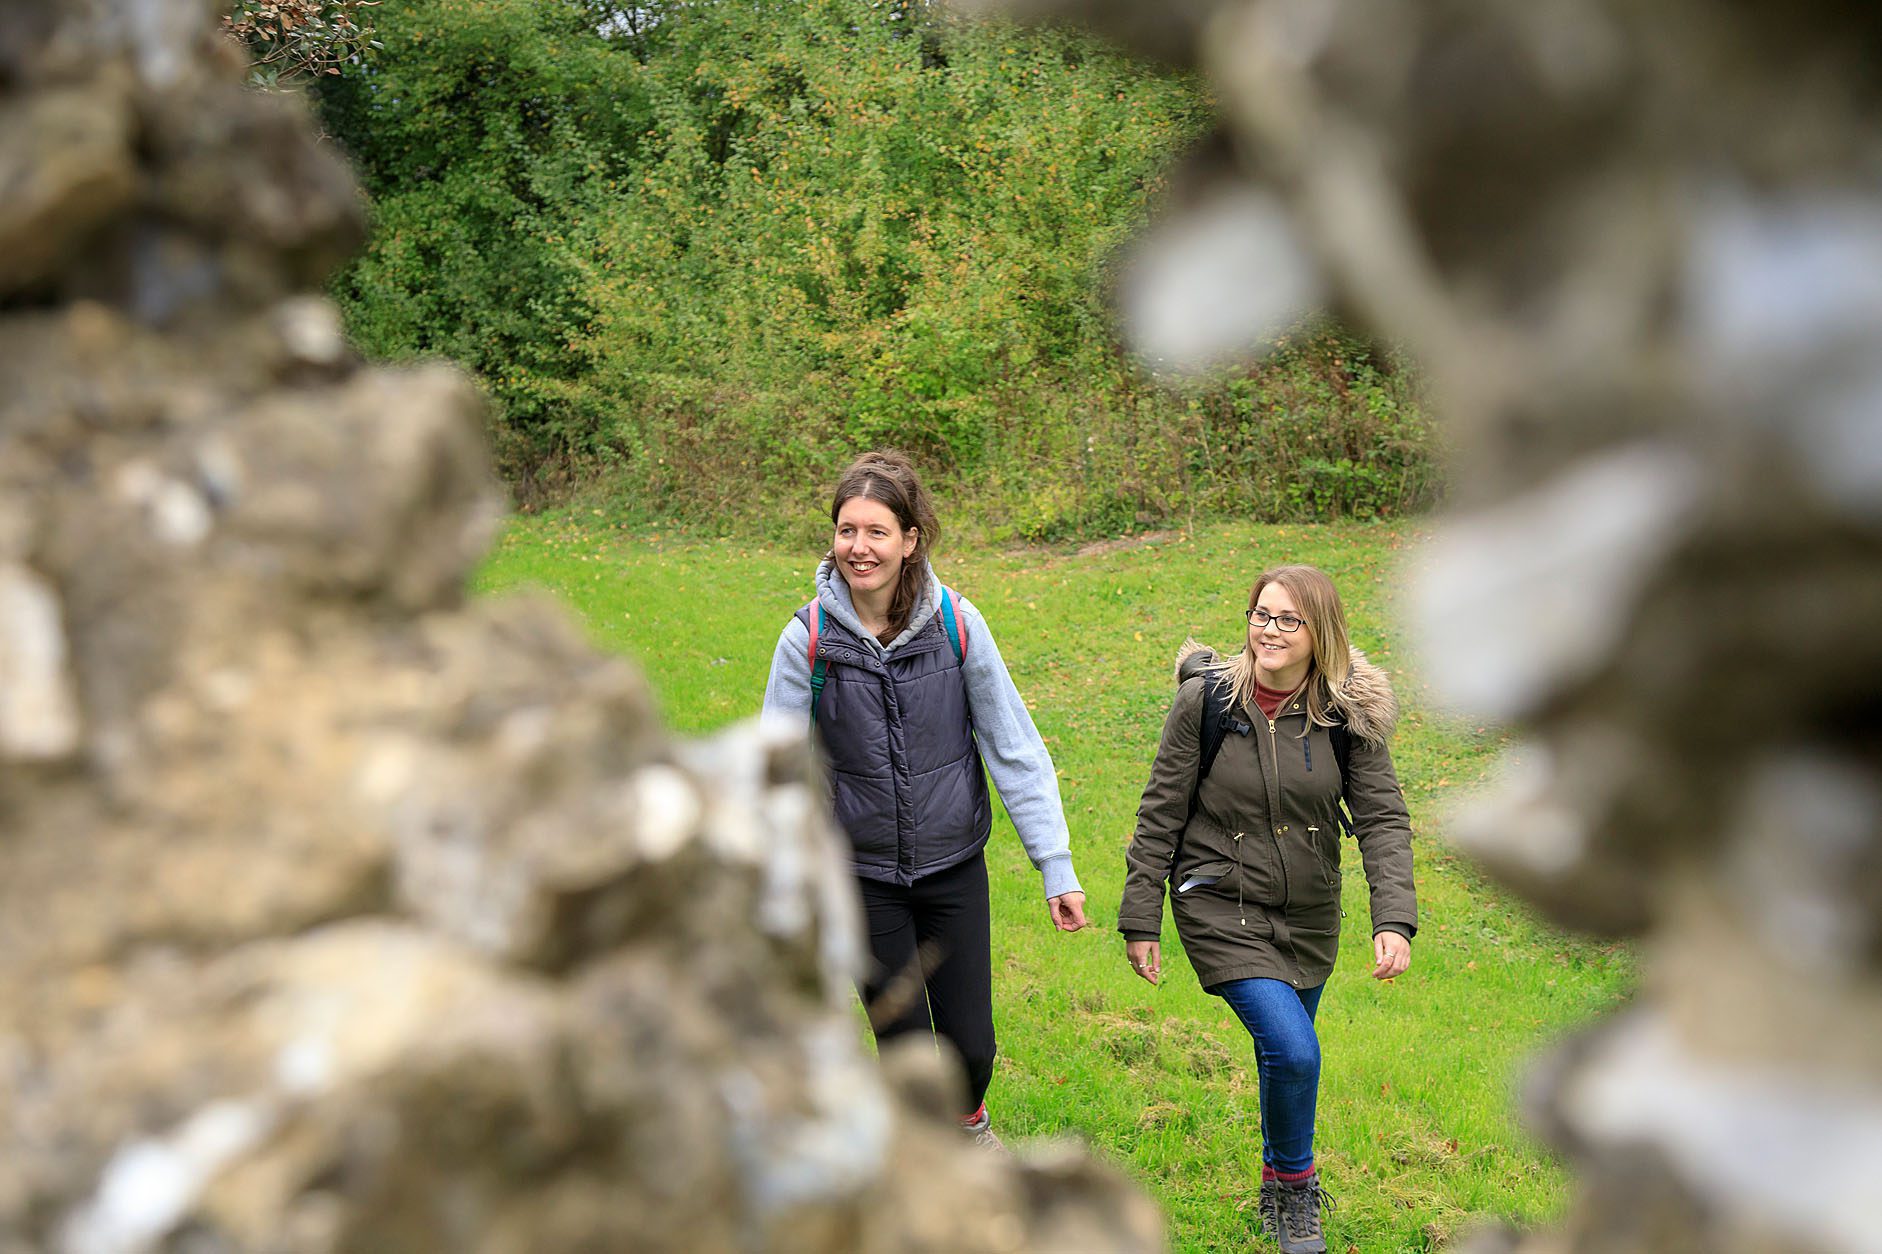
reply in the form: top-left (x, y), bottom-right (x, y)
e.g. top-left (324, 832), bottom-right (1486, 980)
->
top-left (1372, 930), bottom-right (1412, 980)
top-left (1125, 939), bottom-right (1161, 985)
top-left (1048, 891), bottom-right (1087, 932)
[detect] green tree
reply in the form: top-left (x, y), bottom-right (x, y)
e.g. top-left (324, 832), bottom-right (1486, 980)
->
top-left (316, 0), bottom-right (1438, 529)
top-left (315, 0), bottom-right (654, 487)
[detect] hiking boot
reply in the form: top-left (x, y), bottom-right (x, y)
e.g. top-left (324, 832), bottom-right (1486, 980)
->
top-left (961, 1107), bottom-right (1007, 1153)
top-left (1271, 1172), bottom-right (1333, 1254)
top-left (1257, 1179), bottom-right (1280, 1240)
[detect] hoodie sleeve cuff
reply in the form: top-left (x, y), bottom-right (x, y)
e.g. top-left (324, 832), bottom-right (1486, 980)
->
top-left (1038, 854), bottom-right (1082, 901)
top-left (1373, 921), bottom-right (1416, 941)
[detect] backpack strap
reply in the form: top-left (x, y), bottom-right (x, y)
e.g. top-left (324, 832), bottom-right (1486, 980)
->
top-left (1194, 675), bottom-right (1241, 799)
top-left (938, 586), bottom-right (966, 663)
top-left (805, 599), bottom-right (828, 725)
top-left (1330, 722), bottom-right (1355, 836)
top-left (1167, 673), bottom-right (1250, 883)
top-left (810, 589), bottom-right (964, 726)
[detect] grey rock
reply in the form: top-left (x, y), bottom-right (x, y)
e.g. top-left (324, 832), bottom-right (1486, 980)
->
top-left (0, 561), bottom-right (82, 761)
top-left (990, 0), bottom-right (1882, 1248)
top-left (0, 81), bottom-right (135, 294)
top-left (0, 2), bottom-right (1164, 1251)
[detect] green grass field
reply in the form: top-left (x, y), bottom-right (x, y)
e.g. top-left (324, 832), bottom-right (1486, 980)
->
top-left (474, 512), bottom-right (1633, 1252)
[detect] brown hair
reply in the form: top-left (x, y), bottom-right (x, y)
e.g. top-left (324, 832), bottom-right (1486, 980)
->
top-left (827, 450), bottom-right (940, 643)
top-left (1212, 564), bottom-right (1354, 729)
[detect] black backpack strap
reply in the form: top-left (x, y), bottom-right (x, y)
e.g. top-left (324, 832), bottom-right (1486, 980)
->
top-left (1330, 721), bottom-right (1355, 836)
top-left (1168, 674), bottom-right (1250, 883)
top-left (1192, 675), bottom-right (1236, 810)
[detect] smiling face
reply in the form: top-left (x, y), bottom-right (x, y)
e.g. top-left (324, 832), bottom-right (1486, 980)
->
top-left (1248, 581), bottom-right (1315, 691)
top-left (833, 496), bottom-right (917, 599)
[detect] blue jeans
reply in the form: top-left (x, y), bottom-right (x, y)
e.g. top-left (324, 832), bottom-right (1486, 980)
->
top-left (1212, 977), bottom-right (1326, 1175)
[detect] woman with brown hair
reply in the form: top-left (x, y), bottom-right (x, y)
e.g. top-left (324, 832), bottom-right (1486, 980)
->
top-left (1117, 564), bottom-right (1417, 1253)
top-left (762, 450), bottom-right (1086, 1149)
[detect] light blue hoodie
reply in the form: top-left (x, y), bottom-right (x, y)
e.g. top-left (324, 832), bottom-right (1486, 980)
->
top-left (763, 558), bottom-right (1082, 901)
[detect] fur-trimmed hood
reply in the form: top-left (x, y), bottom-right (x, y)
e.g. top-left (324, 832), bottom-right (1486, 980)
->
top-left (1172, 639), bottom-right (1398, 745)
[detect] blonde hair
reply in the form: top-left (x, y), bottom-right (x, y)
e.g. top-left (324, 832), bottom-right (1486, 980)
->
top-left (1211, 564), bottom-right (1353, 730)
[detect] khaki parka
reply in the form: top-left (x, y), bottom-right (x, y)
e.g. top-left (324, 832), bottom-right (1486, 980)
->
top-left (1117, 644), bottom-right (1417, 990)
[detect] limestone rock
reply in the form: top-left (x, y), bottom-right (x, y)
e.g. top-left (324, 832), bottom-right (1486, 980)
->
top-left (0, 561), bottom-right (83, 761)
top-left (0, 2), bottom-right (1162, 1251)
top-left (987, 0), bottom-right (1882, 1249)
top-left (0, 79), bottom-right (135, 294)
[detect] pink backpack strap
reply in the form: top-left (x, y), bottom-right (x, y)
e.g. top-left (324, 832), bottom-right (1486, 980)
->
top-left (804, 599), bottom-right (830, 723)
top-left (938, 586), bottom-right (967, 662)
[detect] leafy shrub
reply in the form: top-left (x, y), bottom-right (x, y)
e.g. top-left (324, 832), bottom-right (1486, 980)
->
top-left (313, 0), bottom-right (1442, 530)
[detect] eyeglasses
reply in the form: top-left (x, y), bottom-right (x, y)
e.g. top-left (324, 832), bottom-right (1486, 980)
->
top-left (1245, 608), bottom-right (1306, 633)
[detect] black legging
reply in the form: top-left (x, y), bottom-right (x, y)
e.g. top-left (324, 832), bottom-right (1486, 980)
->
top-left (855, 850), bottom-right (996, 1113)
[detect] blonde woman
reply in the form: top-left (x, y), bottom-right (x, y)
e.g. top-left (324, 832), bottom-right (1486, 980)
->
top-left (1117, 565), bottom-right (1417, 1253)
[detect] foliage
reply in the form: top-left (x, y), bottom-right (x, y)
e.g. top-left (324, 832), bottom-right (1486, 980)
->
top-left (1182, 323), bottom-right (1443, 526)
top-left (474, 513), bottom-right (1635, 1252)
top-left (314, 0), bottom-right (1443, 529)
top-left (313, 0), bottom-right (650, 495)
top-left (224, 0), bottom-right (382, 88)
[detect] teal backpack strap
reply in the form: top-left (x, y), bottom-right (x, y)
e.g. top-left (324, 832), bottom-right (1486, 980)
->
top-left (805, 600), bottom-right (828, 724)
top-left (939, 586), bottom-right (966, 663)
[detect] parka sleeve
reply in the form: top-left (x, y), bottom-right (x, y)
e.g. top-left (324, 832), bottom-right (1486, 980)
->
top-left (1344, 734), bottom-right (1418, 938)
top-left (1117, 677), bottom-right (1206, 941)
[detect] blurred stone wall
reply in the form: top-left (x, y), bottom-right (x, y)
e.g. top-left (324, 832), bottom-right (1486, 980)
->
top-left (979, 0), bottom-right (1882, 1250)
top-left (0, 2), bottom-right (1162, 1250)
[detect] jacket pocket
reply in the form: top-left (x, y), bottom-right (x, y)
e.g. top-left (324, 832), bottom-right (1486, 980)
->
top-left (1171, 859), bottom-right (1274, 945)
top-left (1175, 859), bottom-right (1235, 896)
top-left (1305, 824), bottom-right (1341, 909)
top-left (1187, 814), bottom-right (1284, 908)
